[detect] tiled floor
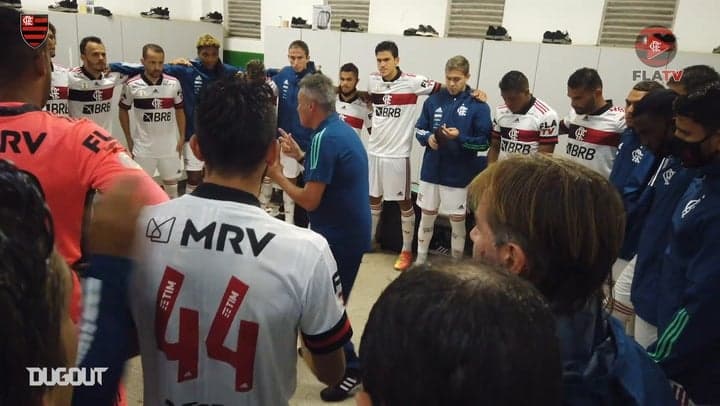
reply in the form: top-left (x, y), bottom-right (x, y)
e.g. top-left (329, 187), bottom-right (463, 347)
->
top-left (124, 251), bottom-right (402, 405)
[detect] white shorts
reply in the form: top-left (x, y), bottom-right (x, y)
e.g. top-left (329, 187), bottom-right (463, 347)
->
top-left (416, 181), bottom-right (468, 216)
top-left (281, 151), bottom-right (302, 178)
top-left (183, 143), bottom-right (204, 172)
top-left (368, 155), bottom-right (410, 201)
top-left (612, 256), bottom-right (636, 301)
top-left (634, 314), bottom-right (657, 349)
top-left (134, 156), bottom-right (182, 181)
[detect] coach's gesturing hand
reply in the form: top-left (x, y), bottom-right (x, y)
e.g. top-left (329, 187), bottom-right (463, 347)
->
top-left (278, 128), bottom-right (305, 162)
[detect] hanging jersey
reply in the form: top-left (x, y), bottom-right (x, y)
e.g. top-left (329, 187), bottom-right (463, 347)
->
top-left (336, 96), bottom-right (371, 137)
top-left (119, 74), bottom-right (184, 158)
top-left (560, 103), bottom-right (626, 178)
top-left (130, 188), bottom-right (351, 406)
top-left (46, 63), bottom-right (69, 116)
top-left (68, 67), bottom-right (126, 132)
top-left (368, 70), bottom-right (440, 158)
top-left (492, 97), bottom-right (559, 160)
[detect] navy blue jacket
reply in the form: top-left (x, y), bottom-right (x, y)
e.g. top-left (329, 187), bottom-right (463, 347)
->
top-left (558, 302), bottom-right (675, 405)
top-left (631, 156), bottom-right (694, 325)
top-left (648, 160), bottom-right (720, 404)
top-left (609, 128), bottom-right (660, 260)
top-left (111, 60), bottom-right (240, 141)
top-left (272, 62), bottom-right (317, 152)
top-left (415, 86), bottom-right (491, 188)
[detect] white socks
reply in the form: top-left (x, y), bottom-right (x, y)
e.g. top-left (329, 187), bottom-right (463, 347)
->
top-left (400, 207), bottom-right (415, 252)
top-left (283, 191), bottom-right (295, 225)
top-left (164, 183), bottom-right (178, 199)
top-left (259, 178), bottom-right (272, 206)
top-left (185, 183), bottom-right (197, 195)
top-left (416, 212), bottom-right (437, 264)
top-left (370, 202), bottom-right (382, 243)
top-left (450, 218), bottom-right (466, 259)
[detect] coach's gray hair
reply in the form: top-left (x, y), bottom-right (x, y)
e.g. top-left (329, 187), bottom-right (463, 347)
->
top-left (299, 73), bottom-right (336, 113)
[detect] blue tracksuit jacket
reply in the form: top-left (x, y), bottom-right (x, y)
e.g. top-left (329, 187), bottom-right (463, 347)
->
top-left (415, 86), bottom-right (491, 188)
top-left (272, 62), bottom-right (317, 153)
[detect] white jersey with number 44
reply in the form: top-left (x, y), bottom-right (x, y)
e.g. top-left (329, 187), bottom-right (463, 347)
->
top-left (130, 193), bottom-right (351, 406)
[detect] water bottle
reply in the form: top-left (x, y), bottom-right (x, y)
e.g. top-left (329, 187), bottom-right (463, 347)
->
top-left (86, 0), bottom-right (94, 14)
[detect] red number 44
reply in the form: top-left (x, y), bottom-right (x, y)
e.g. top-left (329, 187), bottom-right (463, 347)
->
top-left (155, 266), bottom-right (259, 392)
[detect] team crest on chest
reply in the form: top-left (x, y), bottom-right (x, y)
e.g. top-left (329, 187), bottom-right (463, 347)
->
top-left (508, 128), bottom-right (519, 141)
top-left (574, 126), bottom-right (587, 142)
top-left (631, 148), bottom-right (643, 164)
top-left (382, 94), bottom-right (392, 105)
top-left (457, 104), bottom-right (468, 117)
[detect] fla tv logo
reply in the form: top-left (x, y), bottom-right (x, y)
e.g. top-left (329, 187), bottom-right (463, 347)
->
top-left (20, 14), bottom-right (49, 49)
top-left (632, 26), bottom-right (683, 84)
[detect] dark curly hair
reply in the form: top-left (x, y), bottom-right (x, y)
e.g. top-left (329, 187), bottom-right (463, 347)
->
top-left (0, 159), bottom-right (66, 405)
top-left (195, 76), bottom-right (277, 176)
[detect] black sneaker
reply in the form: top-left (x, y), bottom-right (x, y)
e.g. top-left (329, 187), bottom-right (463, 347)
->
top-left (494, 26), bottom-right (511, 41)
top-left (140, 6), bottom-right (168, 19)
top-left (485, 25), bottom-right (497, 39)
top-left (340, 18), bottom-right (350, 31)
top-left (93, 5), bottom-right (111, 16)
top-left (48, 0), bottom-right (77, 12)
top-left (416, 24), bottom-right (429, 36)
top-left (714, 45), bottom-right (720, 54)
top-left (403, 27), bottom-right (418, 36)
top-left (320, 368), bottom-right (361, 402)
top-left (552, 30), bottom-right (571, 44)
top-left (424, 24), bottom-right (439, 37)
top-left (0, 0), bottom-right (22, 9)
top-left (542, 30), bottom-right (554, 43)
top-left (291, 16), bottom-right (311, 29)
top-left (347, 19), bottom-right (361, 32)
top-left (201, 11), bottom-right (222, 23)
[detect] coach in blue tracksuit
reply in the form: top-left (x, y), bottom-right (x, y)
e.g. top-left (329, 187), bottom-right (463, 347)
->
top-left (648, 85), bottom-right (720, 404)
top-left (413, 55), bottom-right (491, 265)
top-left (267, 73), bottom-right (370, 402)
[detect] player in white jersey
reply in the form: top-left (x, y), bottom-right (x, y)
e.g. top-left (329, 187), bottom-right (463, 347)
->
top-left (119, 44), bottom-right (185, 198)
top-left (45, 23), bottom-right (69, 116)
top-left (131, 76), bottom-right (350, 406)
top-left (489, 70), bottom-right (558, 163)
top-left (368, 41), bottom-right (441, 271)
top-left (337, 62), bottom-right (371, 141)
top-left (68, 36), bottom-right (126, 132)
top-left (560, 68), bottom-right (626, 178)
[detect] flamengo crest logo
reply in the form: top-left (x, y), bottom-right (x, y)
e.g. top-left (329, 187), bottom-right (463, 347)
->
top-left (20, 14), bottom-right (49, 49)
top-left (632, 148), bottom-right (643, 164)
top-left (382, 94), bottom-right (392, 105)
top-left (574, 126), bottom-right (587, 142)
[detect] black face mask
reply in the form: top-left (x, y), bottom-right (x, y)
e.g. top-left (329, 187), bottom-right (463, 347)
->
top-left (669, 134), bottom-right (714, 168)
